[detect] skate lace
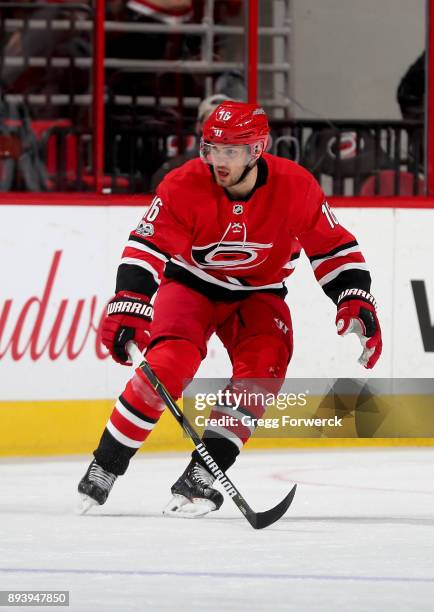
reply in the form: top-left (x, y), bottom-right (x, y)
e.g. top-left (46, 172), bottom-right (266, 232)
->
top-left (89, 462), bottom-right (117, 490)
top-left (192, 464), bottom-right (215, 488)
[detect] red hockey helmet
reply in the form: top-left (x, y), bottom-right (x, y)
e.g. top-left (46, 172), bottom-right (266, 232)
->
top-left (200, 101), bottom-right (269, 165)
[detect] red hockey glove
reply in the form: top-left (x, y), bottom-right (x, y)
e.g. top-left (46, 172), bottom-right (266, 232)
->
top-left (101, 291), bottom-right (153, 365)
top-left (335, 290), bottom-right (382, 369)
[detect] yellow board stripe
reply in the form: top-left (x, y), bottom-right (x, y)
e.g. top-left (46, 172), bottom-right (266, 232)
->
top-left (1, 399), bottom-right (433, 457)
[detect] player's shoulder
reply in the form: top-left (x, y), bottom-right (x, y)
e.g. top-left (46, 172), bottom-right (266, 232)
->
top-left (159, 157), bottom-right (211, 193)
top-left (265, 153), bottom-right (323, 206)
top-left (265, 152), bottom-right (316, 186)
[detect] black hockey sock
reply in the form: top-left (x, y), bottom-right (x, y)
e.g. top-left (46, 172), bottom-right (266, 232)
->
top-left (192, 434), bottom-right (240, 473)
top-left (93, 429), bottom-right (137, 476)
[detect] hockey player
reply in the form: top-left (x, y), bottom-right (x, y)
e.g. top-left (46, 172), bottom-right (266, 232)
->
top-left (78, 102), bottom-right (382, 516)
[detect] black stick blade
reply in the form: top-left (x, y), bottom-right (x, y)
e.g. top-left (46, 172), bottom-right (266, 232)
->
top-left (248, 484), bottom-right (297, 530)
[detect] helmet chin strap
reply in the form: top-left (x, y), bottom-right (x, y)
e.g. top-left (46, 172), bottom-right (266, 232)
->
top-left (232, 159), bottom-right (258, 186)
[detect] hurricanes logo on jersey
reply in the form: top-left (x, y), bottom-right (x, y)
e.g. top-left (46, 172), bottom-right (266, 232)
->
top-left (192, 241), bottom-right (272, 270)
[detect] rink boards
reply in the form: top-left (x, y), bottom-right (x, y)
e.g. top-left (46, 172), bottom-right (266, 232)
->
top-left (1, 199), bottom-right (433, 455)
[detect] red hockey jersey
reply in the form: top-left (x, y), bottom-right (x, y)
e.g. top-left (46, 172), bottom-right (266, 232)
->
top-left (116, 154), bottom-right (370, 303)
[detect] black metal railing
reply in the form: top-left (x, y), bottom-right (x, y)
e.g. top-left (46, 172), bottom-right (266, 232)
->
top-left (99, 118), bottom-right (425, 196)
top-left (270, 119), bottom-right (424, 196)
top-left (0, 117), bottom-right (425, 195)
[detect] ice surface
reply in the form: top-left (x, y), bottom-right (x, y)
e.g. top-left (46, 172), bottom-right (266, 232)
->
top-left (1, 448), bottom-right (433, 611)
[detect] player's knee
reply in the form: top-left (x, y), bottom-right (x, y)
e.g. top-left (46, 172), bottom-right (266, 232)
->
top-left (232, 335), bottom-right (291, 380)
top-left (142, 338), bottom-right (202, 399)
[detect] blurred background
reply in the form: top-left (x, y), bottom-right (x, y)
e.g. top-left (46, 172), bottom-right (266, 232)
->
top-left (0, 0), bottom-right (426, 196)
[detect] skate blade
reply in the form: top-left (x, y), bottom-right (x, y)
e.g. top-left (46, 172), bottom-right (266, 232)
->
top-left (163, 494), bottom-right (216, 519)
top-left (77, 493), bottom-right (99, 515)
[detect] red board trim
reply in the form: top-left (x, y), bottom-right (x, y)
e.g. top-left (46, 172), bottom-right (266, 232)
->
top-left (0, 194), bottom-right (433, 209)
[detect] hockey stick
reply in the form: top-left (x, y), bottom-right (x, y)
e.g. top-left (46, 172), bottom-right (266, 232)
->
top-left (126, 341), bottom-right (297, 529)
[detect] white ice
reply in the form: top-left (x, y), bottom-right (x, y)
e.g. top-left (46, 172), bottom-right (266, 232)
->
top-left (1, 448), bottom-right (434, 612)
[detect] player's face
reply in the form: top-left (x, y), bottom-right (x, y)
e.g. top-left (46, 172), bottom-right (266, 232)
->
top-left (206, 144), bottom-right (251, 187)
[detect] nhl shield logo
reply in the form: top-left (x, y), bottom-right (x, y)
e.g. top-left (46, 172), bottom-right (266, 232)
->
top-left (233, 204), bottom-right (243, 215)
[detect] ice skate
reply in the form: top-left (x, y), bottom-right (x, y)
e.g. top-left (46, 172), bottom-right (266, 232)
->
top-left (164, 460), bottom-right (224, 519)
top-left (77, 460), bottom-right (117, 514)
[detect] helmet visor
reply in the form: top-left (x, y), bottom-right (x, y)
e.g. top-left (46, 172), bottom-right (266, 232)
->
top-left (200, 140), bottom-right (264, 165)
